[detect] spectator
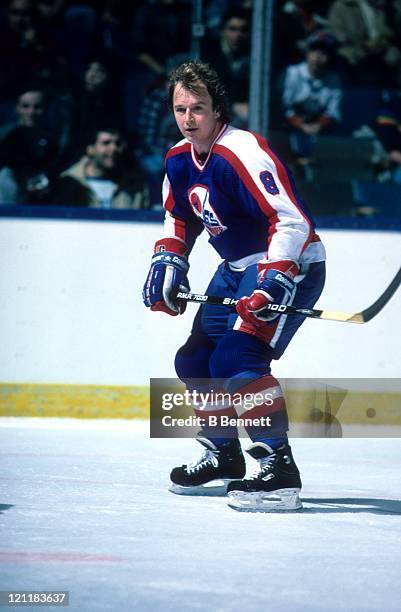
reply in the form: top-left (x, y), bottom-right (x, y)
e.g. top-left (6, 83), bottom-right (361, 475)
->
top-left (67, 54), bottom-right (125, 160)
top-left (35, 0), bottom-right (66, 33)
top-left (0, 125), bottom-right (59, 204)
top-left (60, 2), bottom-right (99, 77)
top-left (0, 83), bottom-right (75, 171)
top-left (125, 1), bottom-right (192, 137)
top-left (201, 7), bottom-right (251, 127)
top-left (0, 0), bottom-right (70, 95)
top-left (328, 0), bottom-right (401, 87)
top-left (131, 0), bottom-right (192, 78)
top-left (274, 0), bottom-right (332, 71)
top-left (204, 0), bottom-right (252, 40)
top-left (0, 86), bottom-right (46, 139)
top-left (282, 31), bottom-right (343, 176)
top-left (53, 127), bottom-right (150, 209)
top-left (98, 0), bottom-right (136, 65)
top-left (374, 90), bottom-right (401, 183)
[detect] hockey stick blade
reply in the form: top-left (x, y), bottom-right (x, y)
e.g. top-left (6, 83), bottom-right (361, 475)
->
top-left (176, 266), bottom-right (401, 324)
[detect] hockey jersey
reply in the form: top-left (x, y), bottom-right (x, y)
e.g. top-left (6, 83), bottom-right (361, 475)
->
top-left (162, 124), bottom-right (325, 266)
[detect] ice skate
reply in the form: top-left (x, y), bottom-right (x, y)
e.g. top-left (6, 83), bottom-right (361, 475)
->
top-left (227, 442), bottom-right (303, 512)
top-left (169, 437), bottom-right (246, 496)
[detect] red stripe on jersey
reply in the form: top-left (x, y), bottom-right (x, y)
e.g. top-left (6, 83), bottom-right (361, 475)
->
top-left (164, 144), bottom-right (191, 244)
top-left (172, 215), bottom-right (187, 242)
top-left (251, 132), bottom-right (314, 252)
top-left (214, 143), bottom-right (278, 252)
top-left (165, 142), bottom-right (191, 160)
top-left (214, 143), bottom-right (278, 218)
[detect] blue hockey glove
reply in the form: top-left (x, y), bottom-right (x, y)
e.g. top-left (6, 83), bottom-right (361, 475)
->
top-left (143, 238), bottom-right (190, 316)
top-left (236, 261), bottom-right (298, 326)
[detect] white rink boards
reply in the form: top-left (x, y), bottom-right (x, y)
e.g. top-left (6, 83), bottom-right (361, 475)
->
top-left (0, 218), bottom-right (400, 385)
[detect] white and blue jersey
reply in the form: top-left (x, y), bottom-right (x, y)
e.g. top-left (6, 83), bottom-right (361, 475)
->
top-left (162, 124), bottom-right (325, 267)
top-left (162, 124), bottom-right (327, 445)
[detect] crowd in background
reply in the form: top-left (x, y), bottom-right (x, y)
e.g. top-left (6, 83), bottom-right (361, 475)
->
top-left (0, 0), bottom-right (400, 210)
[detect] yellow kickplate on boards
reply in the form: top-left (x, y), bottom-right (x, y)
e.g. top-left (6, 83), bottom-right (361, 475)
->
top-left (0, 384), bottom-right (149, 419)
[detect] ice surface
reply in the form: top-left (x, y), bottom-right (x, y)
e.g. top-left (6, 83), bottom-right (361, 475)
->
top-left (0, 418), bottom-right (401, 612)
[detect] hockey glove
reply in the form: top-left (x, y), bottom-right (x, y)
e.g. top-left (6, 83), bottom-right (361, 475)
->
top-left (143, 238), bottom-right (190, 316)
top-left (236, 261), bottom-right (298, 326)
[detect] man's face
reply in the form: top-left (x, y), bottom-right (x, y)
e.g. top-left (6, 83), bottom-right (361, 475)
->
top-left (87, 132), bottom-right (124, 172)
top-left (173, 83), bottom-right (222, 153)
top-left (222, 17), bottom-right (249, 53)
top-left (84, 61), bottom-right (108, 92)
top-left (8, 0), bottom-right (32, 32)
top-left (307, 49), bottom-right (329, 74)
top-left (16, 91), bottom-right (45, 127)
top-left (37, 0), bottom-right (64, 21)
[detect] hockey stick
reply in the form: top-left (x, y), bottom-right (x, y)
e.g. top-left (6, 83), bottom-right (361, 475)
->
top-left (176, 266), bottom-right (401, 324)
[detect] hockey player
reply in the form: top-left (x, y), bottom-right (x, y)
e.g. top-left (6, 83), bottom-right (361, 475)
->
top-left (143, 61), bottom-right (326, 512)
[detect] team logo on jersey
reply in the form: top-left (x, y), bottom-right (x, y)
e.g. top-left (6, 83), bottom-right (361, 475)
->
top-left (188, 184), bottom-right (227, 236)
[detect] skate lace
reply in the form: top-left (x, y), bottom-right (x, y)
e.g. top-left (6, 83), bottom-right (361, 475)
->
top-left (249, 454), bottom-right (276, 480)
top-left (185, 449), bottom-right (219, 474)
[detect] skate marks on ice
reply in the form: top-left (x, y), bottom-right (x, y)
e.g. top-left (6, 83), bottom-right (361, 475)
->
top-left (0, 504), bottom-right (14, 515)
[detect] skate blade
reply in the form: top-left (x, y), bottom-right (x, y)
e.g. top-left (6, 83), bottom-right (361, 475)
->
top-left (227, 488), bottom-right (303, 512)
top-left (169, 479), bottom-right (234, 497)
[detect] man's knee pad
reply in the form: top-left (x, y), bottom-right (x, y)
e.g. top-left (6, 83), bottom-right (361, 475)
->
top-left (209, 330), bottom-right (273, 379)
top-left (174, 333), bottom-right (216, 382)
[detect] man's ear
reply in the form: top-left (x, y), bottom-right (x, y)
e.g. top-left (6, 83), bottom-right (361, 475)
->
top-left (86, 144), bottom-right (94, 157)
top-left (214, 108), bottom-right (221, 118)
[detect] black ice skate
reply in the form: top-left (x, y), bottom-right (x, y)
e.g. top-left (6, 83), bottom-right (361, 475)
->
top-left (169, 437), bottom-right (246, 496)
top-left (227, 442), bottom-right (303, 512)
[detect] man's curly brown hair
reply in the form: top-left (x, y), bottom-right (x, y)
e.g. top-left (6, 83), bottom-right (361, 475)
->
top-left (167, 60), bottom-right (231, 124)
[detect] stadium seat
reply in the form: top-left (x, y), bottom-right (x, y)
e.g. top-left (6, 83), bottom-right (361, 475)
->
top-left (340, 88), bottom-right (382, 135)
top-left (296, 181), bottom-right (354, 217)
top-left (352, 180), bottom-right (401, 217)
top-left (312, 136), bottom-right (375, 183)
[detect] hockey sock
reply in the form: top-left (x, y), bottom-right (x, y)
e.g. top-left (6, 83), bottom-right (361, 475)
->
top-left (249, 435), bottom-right (288, 450)
top-left (191, 386), bottom-right (239, 444)
top-left (223, 373), bottom-right (289, 445)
